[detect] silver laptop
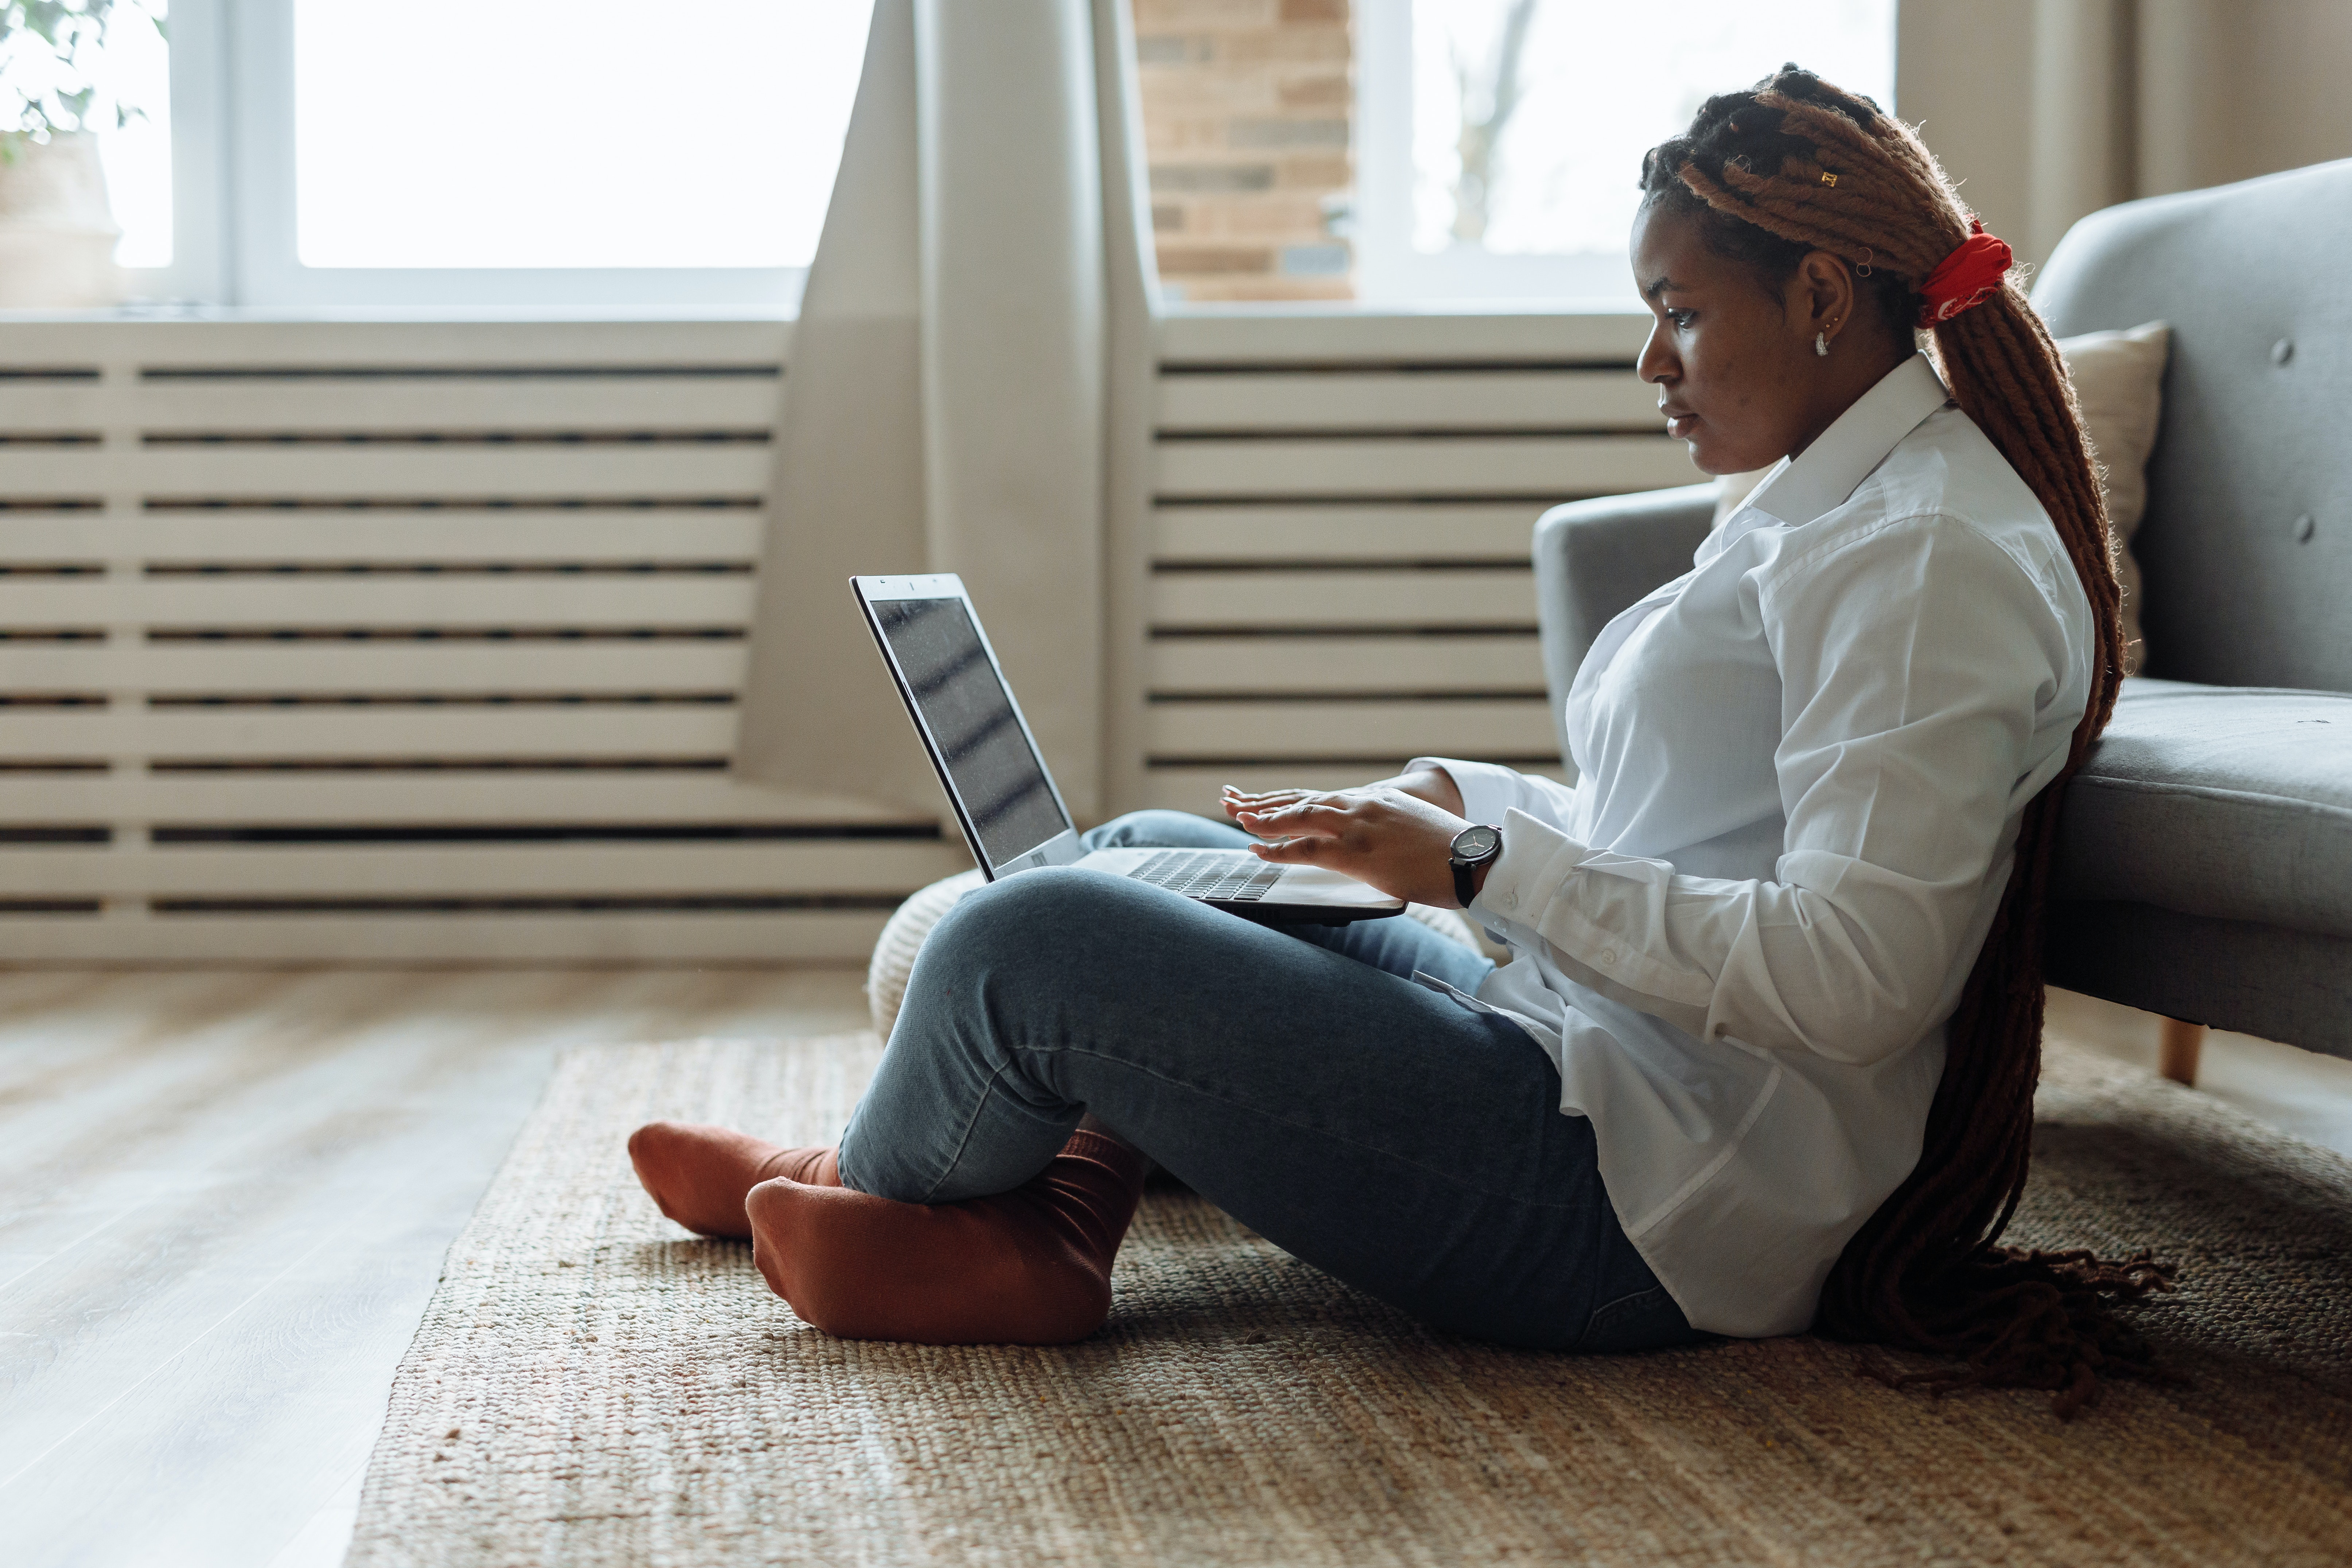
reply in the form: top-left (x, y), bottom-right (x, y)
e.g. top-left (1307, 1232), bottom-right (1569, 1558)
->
top-left (853, 574), bottom-right (1404, 925)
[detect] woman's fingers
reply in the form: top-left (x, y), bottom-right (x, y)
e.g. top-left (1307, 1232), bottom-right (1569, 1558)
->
top-left (1220, 786), bottom-right (1316, 812)
top-left (1222, 786), bottom-right (1355, 806)
top-left (1222, 787), bottom-right (1302, 821)
top-left (1231, 799), bottom-right (1347, 837)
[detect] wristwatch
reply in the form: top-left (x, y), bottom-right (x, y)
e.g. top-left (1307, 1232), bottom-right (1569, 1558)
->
top-left (1448, 823), bottom-right (1503, 908)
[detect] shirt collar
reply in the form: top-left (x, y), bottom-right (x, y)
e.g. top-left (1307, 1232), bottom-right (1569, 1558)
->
top-left (1730, 352), bottom-right (1952, 534)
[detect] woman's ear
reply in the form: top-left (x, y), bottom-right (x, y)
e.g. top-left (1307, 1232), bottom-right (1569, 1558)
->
top-left (1794, 250), bottom-right (1858, 347)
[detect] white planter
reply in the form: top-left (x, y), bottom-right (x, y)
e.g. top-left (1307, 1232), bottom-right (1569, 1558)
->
top-left (0, 133), bottom-right (126, 307)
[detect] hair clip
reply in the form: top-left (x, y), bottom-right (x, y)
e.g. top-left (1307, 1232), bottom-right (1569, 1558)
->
top-left (1856, 247), bottom-right (1874, 276)
top-left (1819, 172), bottom-right (1838, 187)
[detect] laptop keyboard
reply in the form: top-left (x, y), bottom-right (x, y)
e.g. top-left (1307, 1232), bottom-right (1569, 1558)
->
top-left (1125, 849), bottom-right (1288, 902)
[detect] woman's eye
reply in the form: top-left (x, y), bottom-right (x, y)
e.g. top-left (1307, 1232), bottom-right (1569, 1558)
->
top-left (1668, 309), bottom-right (1696, 329)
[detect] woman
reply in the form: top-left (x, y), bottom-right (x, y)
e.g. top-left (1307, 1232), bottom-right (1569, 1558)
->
top-left (630, 68), bottom-right (2165, 1406)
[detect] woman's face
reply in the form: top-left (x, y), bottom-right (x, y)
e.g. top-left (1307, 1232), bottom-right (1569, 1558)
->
top-left (1629, 201), bottom-right (1858, 476)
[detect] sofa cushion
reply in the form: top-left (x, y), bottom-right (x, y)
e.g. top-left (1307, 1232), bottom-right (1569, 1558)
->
top-left (2054, 678), bottom-right (2352, 939)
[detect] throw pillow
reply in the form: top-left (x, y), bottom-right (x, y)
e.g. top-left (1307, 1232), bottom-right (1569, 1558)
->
top-left (2056, 321), bottom-right (2170, 674)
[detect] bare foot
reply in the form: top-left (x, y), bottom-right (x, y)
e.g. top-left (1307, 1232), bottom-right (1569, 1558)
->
top-left (627, 1120), bottom-right (836, 1239)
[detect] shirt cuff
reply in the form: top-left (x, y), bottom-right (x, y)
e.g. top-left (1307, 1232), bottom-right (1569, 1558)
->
top-left (1407, 755), bottom-right (1527, 831)
top-left (1467, 806), bottom-right (1593, 929)
top-left (1472, 809), bottom-right (1713, 1028)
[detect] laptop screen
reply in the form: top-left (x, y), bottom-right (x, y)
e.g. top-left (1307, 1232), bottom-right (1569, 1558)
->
top-left (870, 595), bottom-right (1071, 868)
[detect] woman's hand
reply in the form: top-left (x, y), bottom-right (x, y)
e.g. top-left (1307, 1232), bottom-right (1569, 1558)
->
top-left (1221, 786), bottom-right (1472, 908)
top-left (1220, 764), bottom-right (1465, 822)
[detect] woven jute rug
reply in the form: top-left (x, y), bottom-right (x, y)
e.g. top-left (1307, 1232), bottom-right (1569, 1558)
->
top-left (347, 1034), bottom-right (2352, 1567)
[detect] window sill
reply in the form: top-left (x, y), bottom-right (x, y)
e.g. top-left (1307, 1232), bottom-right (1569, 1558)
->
top-left (0, 301), bottom-right (1654, 376)
top-left (1159, 302), bottom-right (1650, 366)
top-left (0, 303), bottom-right (799, 326)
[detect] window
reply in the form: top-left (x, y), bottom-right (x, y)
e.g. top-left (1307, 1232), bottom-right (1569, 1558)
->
top-left (1354, 0), bottom-right (1897, 304)
top-left (82, 0), bottom-right (873, 308)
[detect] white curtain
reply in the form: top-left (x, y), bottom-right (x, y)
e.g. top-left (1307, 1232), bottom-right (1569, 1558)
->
top-left (2025, 0), bottom-right (2249, 259)
top-left (734, 0), bottom-right (1159, 822)
top-left (1902, 0), bottom-right (2349, 268)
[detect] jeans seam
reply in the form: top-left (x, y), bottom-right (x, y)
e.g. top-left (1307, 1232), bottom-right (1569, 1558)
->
top-left (1578, 1285), bottom-right (1672, 1351)
top-left (918, 1057), bottom-right (1024, 1205)
top-left (1586, 1284), bottom-right (1664, 1329)
top-left (1008, 1040), bottom-right (1585, 1211)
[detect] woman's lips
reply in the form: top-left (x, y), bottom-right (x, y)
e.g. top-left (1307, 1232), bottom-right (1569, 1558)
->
top-left (1664, 413), bottom-right (1698, 439)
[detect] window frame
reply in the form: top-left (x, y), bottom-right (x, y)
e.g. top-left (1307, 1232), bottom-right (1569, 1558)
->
top-left (134, 0), bottom-right (814, 310)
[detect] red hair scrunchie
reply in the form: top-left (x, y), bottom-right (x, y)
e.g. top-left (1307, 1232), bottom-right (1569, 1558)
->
top-left (1916, 218), bottom-right (2013, 326)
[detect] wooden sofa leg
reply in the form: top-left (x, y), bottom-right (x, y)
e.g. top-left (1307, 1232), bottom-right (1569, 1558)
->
top-left (2158, 1017), bottom-right (2206, 1086)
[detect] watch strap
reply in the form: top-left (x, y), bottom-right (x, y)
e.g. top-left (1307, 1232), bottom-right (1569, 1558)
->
top-left (1450, 855), bottom-right (1479, 909)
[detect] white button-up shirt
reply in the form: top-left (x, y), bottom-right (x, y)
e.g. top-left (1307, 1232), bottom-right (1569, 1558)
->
top-left (1414, 353), bottom-right (2094, 1337)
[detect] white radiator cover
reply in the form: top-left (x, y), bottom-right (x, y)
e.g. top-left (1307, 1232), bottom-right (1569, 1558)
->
top-left (0, 311), bottom-right (1693, 963)
top-left (1142, 308), bottom-right (1693, 810)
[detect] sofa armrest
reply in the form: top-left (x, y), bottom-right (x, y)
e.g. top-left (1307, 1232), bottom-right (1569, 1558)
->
top-left (1533, 483), bottom-right (1715, 766)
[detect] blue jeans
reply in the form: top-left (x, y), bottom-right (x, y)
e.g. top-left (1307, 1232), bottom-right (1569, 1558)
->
top-left (838, 811), bottom-right (1698, 1354)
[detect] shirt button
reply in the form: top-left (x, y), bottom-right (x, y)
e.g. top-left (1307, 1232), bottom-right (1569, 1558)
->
top-left (1598, 948), bottom-right (1619, 967)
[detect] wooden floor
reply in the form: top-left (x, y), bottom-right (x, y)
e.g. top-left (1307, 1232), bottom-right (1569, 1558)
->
top-left (2, 970), bottom-right (2347, 1568)
top-left (0, 968), bottom-right (873, 1568)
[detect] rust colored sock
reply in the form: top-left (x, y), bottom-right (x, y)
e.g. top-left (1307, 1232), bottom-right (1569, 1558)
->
top-left (627, 1120), bottom-right (839, 1240)
top-left (746, 1131), bottom-right (1151, 1345)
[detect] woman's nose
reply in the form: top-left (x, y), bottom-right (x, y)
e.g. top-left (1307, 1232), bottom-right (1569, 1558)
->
top-left (1637, 321), bottom-right (1676, 385)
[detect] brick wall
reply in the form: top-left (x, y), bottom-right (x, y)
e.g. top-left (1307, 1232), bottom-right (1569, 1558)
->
top-left (1134, 0), bottom-right (1355, 302)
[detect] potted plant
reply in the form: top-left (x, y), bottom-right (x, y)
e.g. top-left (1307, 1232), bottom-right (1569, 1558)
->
top-left (0, 0), bottom-right (161, 306)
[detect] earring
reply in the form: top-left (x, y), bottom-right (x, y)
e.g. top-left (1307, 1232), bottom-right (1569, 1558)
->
top-left (1815, 331), bottom-right (1830, 357)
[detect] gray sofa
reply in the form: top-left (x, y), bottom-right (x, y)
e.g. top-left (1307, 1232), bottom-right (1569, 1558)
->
top-left (1533, 159), bottom-right (2351, 1066)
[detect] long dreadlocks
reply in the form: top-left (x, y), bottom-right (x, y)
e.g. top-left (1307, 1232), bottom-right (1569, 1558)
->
top-left (1639, 66), bottom-right (2172, 1417)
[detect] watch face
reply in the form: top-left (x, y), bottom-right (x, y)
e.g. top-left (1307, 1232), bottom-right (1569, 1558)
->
top-left (1453, 824), bottom-right (1501, 860)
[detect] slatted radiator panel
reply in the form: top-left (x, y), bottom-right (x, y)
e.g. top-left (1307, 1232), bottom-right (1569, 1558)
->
top-left (0, 318), bottom-right (968, 963)
top-left (1142, 311), bottom-right (1696, 814)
